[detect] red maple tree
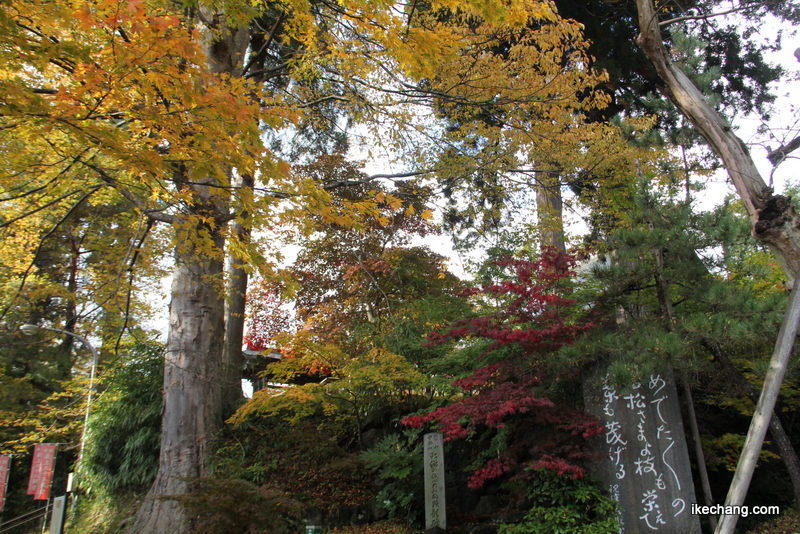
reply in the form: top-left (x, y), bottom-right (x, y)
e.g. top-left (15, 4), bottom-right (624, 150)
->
top-left (403, 248), bottom-right (603, 488)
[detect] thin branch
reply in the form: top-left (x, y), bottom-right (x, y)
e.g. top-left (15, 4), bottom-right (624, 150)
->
top-left (659, 6), bottom-right (747, 27)
top-left (79, 159), bottom-right (180, 224)
top-left (241, 11), bottom-right (288, 78)
top-left (0, 189), bottom-right (100, 321)
top-left (116, 217), bottom-right (156, 354)
top-left (0, 186), bottom-right (101, 229)
top-left (296, 95), bottom-right (351, 108)
top-left (363, 169), bottom-right (434, 181)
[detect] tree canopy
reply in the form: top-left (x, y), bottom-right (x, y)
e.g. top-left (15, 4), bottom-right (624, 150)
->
top-left (3, 0), bottom-right (800, 532)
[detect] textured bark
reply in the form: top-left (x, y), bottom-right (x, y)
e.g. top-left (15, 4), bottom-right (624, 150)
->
top-left (130, 234), bottom-right (226, 534)
top-left (633, 5), bottom-right (800, 530)
top-left (221, 174), bottom-right (254, 413)
top-left (222, 257), bottom-right (247, 410)
top-left (131, 13), bottom-right (250, 534)
top-left (635, 0), bottom-right (800, 288)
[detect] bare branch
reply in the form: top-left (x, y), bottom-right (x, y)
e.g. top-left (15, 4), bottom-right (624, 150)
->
top-left (79, 159), bottom-right (180, 224)
top-left (767, 135), bottom-right (800, 167)
top-left (659, 7), bottom-right (746, 27)
top-left (363, 169), bottom-right (434, 181)
top-left (296, 95), bottom-right (351, 108)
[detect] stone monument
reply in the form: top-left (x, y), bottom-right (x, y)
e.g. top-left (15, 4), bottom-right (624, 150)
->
top-left (424, 432), bottom-right (446, 531)
top-left (584, 369), bottom-right (702, 534)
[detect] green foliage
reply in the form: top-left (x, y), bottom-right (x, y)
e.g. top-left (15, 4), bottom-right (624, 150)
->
top-left (360, 428), bottom-right (424, 526)
top-left (570, 181), bottom-right (789, 387)
top-left (499, 470), bottom-right (619, 534)
top-left (702, 433), bottom-right (781, 472)
top-left (81, 341), bottom-right (163, 496)
top-left (172, 477), bottom-right (302, 534)
top-left (68, 492), bottom-right (142, 534)
top-left (376, 295), bottom-right (474, 367)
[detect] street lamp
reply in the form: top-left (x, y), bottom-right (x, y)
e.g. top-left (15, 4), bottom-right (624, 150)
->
top-left (19, 324), bottom-right (99, 478)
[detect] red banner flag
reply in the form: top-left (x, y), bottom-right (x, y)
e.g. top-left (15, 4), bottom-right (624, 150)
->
top-left (0, 455), bottom-right (10, 512)
top-left (27, 444), bottom-right (57, 500)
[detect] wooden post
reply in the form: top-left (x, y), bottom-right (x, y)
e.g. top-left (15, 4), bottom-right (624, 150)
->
top-left (715, 270), bottom-right (800, 534)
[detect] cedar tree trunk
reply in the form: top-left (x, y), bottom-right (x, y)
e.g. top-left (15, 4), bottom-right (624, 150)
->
top-left (131, 16), bottom-right (249, 533)
top-left (221, 180), bottom-right (252, 414)
top-left (536, 169), bottom-right (566, 253)
top-left (130, 233), bottom-right (226, 533)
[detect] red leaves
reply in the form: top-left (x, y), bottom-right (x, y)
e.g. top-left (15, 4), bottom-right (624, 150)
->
top-left (452, 362), bottom-right (503, 390)
top-left (404, 370), bottom-right (554, 440)
top-left (468, 456), bottom-right (518, 489)
top-left (244, 280), bottom-right (295, 351)
top-left (424, 247), bottom-right (593, 353)
top-left (403, 248), bottom-right (602, 487)
top-left (528, 456), bottom-right (585, 479)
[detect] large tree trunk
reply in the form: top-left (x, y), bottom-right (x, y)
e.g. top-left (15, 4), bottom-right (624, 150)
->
top-left (222, 253), bottom-right (247, 410)
top-left (132, 18), bottom-right (249, 533)
top-left (635, 0), bottom-right (800, 288)
top-left (634, 4), bottom-right (800, 532)
top-left (535, 169), bottom-right (566, 253)
top-left (130, 234), bottom-right (226, 534)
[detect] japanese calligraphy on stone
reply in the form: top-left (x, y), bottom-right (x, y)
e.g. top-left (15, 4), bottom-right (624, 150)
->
top-left (585, 370), bottom-right (701, 534)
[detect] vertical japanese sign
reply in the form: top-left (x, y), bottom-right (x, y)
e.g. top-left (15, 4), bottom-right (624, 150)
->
top-left (584, 368), bottom-right (701, 534)
top-left (27, 444), bottom-right (57, 501)
top-left (424, 432), bottom-right (447, 530)
top-left (49, 495), bottom-right (67, 534)
top-left (0, 455), bottom-right (11, 512)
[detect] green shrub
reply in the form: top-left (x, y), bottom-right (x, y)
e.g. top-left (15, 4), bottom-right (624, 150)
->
top-left (82, 341), bottom-right (163, 496)
top-left (498, 470), bottom-right (619, 534)
top-left (360, 428), bottom-right (424, 527)
top-left (214, 416), bottom-right (375, 507)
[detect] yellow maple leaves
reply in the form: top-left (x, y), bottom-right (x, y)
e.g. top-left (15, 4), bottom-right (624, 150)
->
top-left (0, 0), bottom-right (637, 289)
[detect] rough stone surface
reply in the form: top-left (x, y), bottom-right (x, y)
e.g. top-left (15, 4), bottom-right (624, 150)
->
top-left (474, 496), bottom-right (500, 518)
top-left (469, 524), bottom-right (499, 534)
top-left (584, 366), bottom-right (702, 534)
